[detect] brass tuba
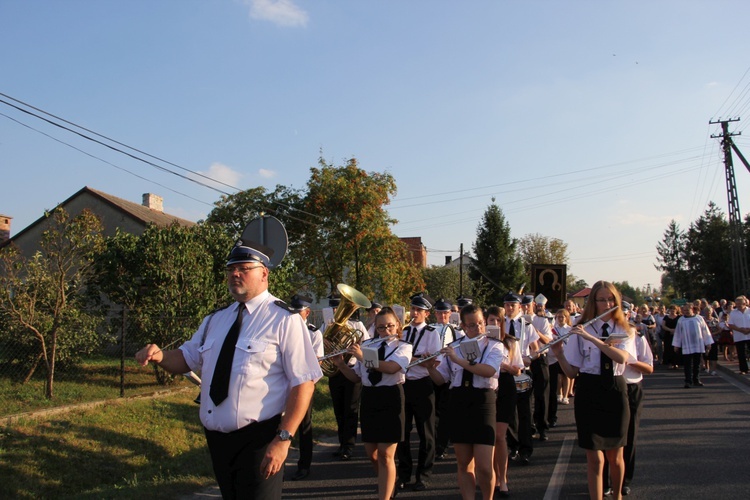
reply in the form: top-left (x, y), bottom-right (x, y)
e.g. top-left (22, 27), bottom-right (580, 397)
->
top-left (320, 283), bottom-right (372, 377)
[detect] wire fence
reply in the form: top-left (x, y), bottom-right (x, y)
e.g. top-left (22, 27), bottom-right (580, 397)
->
top-left (0, 308), bottom-right (204, 418)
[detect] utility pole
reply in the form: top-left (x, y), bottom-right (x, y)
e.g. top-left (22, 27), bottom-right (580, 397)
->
top-left (459, 243), bottom-right (464, 296)
top-left (710, 118), bottom-right (750, 296)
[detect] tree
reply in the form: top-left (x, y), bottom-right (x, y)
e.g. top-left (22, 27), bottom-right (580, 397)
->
top-left (0, 208), bottom-right (105, 398)
top-left (682, 202), bottom-right (732, 300)
top-left (655, 220), bottom-right (688, 296)
top-left (517, 233), bottom-right (569, 276)
top-left (470, 201), bottom-right (524, 306)
top-left (93, 223), bottom-right (230, 384)
top-left (298, 157), bottom-right (424, 304)
top-left (422, 264), bottom-right (491, 307)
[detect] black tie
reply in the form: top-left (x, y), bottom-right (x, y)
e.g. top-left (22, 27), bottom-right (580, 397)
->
top-left (408, 327), bottom-right (416, 344)
top-left (210, 304), bottom-right (244, 406)
top-left (368, 341), bottom-right (387, 386)
top-left (461, 365), bottom-right (474, 388)
top-left (509, 320), bottom-right (516, 338)
top-left (600, 323), bottom-right (614, 388)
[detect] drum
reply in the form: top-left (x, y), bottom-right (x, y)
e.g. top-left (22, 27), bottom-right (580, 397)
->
top-left (514, 373), bottom-right (533, 393)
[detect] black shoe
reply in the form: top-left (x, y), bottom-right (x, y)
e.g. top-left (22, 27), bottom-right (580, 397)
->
top-left (332, 446), bottom-right (342, 457)
top-left (539, 431), bottom-right (549, 441)
top-left (684, 382), bottom-right (691, 388)
top-left (509, 450), bottom-right (519, 461)
top-left (549, 420), bottom-right (557, 428)
top-left (435, 451), bottom-right (446, 461)
top-left (622, 486), bottom-right (631, 496)
top-left (397, 480), bottom-right (408, 490)
top-left (291, 468), bottom-right (309, 481)
top-left (496, 486), bottom-right (510, 498)
top-left (603, 487), bottom-right (613, 496)
top-left (340, 448), bottom-right (352, 461)
top-left (519, 454), bottom-right (531, 466)
top-left (412, 481), bottom-right (426, 491)
top-left (694, 381), bottom-right (704, 386)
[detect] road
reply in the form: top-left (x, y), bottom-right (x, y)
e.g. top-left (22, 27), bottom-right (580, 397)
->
top-left (186, 358), bottom-right (750, 499)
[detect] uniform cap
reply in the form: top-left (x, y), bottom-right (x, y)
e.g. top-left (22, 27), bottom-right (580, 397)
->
top-left (503, 292), bottom-right (522, 303)
top-left (410, 292), bottom-right (434, 310)
top-left (290, 293), bottom-right (313, 311)
top-left (434, 298), bottom-right (453, 312)
top-left (226, 239), bottom-right (274, 267)
top-left (456, 296), bottom-right (473, 308)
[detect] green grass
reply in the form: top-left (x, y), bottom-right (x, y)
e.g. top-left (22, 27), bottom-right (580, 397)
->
top-left (0, 377), bottom-right (338, 499)
top-left (0, 357), bottom-right (191, 417)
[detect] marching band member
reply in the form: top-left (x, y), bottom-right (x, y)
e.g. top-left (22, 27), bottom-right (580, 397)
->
top-left (426, 304), bottom-right (504, 500)
top-left (527, 294), bottom-right (553, 442)
top-left (290, 294), bottom-right (324, 481)
top-left (551, 280), bottom-right (637, 500)
top-left (326, 292), bottom-right (369, 461)
top-left (433, 298), bottom-right (463, 461)
top-left (487, 306), bottom-right (524, 498)
top-left (333, 307), bottom-right (412, 500)
top-left (503, 292), bottom-right (540, 465)
top-left (365, 301), bottom-right (384, 333)
top-left (548, 309), bottom-right (573, 430)
top-left (396, 293), bottom-right (441, 492)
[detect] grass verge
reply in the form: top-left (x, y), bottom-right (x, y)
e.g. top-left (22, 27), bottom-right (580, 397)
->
top-left (1, 379), bottom-right (337, 499)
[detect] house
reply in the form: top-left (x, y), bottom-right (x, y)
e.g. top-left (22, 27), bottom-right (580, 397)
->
top-left (2, 186), bottom-right (196, 259)
top-left (399, 236), bottom-right (427, 268)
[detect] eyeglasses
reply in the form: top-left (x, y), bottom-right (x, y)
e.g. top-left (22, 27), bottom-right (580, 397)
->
top-left (595, 298), bottom-right (616, 304)
top-left (463, 321), bottom-right (485, 329)
top-left (226, 265), bottom-right (264, 275)
top-left (375, 324), bottom-right (399, 331)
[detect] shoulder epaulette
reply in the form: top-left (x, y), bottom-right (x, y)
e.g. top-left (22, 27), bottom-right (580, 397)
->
top-left (274, 299), bottom-right (296, 313)
top-left (307, 323), bottom-right (319, 332)
top-left (425, 325), bottom-right (436, 331)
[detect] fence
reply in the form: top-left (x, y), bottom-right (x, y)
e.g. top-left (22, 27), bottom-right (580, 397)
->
top-left (0, 308), bottom-right (203, 418)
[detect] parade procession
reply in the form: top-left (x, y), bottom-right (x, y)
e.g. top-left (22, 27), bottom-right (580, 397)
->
top-left (133, 215), bottom-right (659, 500)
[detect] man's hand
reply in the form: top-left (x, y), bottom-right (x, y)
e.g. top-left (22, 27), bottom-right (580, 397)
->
top-left (261, 437), bottom-right (291, 479)
top-left (135, 344), bottom-right (163, 366)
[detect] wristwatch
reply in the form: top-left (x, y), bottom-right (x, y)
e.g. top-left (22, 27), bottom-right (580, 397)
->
top-left (277, 429), bottom-right (292, 441)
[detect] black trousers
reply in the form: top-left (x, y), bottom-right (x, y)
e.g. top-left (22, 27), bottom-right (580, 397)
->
top-left (434, 382), bottom-right (451, 453)
top-left (397, 377), bottom-right (436, 482)
top-left (604, 381), bottom-right (644, 489)
top-left (531, 356), bottom-right (549, 431)
top-left (547, 362), bottom-right (562, 425)
top-left (328, 371), bottom-right (361, 449)
top-left (297, 402), bottom-right (313, 470)
top-left (683, 352), bottom-right (703, 384)
top-left (507, 374), bottom-right (533, 457)
top-left (204, 414), bottom-right (282, 500)
top-left (736, 339), bottom-right (750, 373)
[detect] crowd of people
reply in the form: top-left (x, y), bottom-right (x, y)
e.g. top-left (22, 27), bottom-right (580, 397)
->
top-left (133, 231), bottom-right (750, 500)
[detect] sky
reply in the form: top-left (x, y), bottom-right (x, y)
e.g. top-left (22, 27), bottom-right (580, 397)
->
top-left (3, 0), bottom-right (750, 296)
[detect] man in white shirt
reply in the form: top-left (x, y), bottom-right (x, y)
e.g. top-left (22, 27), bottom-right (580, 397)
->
top-left (136, 240), bottom-right (322, 499)
top-left (727, 295), bottom-right (750, 375)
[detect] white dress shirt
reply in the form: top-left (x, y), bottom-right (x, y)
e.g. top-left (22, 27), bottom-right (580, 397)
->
top-left (403, 322), bottom-right (442, 380)
top-left (673, 315), bottom-right (714, 355)
top-left (181, 290), bottom-right (323, 432)
top-left (353, 337), bottom-right (412, 387)
top-left (435, 336), bottom-right (504, 390)
top-left (563, 320), bottom-right (637, 376)
top-left (728, 307), bottom-right (750, 342)
top-left (623, 333), bottom-right (654, 384)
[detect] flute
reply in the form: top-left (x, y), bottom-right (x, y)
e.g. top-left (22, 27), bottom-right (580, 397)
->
top-left (406, 334), bottom-right (487, 368)
top-left (535, 306), bottom-right (619, 355)
top-left (318, 334), bottom-right (400, 361)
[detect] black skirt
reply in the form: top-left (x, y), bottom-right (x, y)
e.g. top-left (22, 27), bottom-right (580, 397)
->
top-left (448, 386), bottom-right (496, 445)
top-left (496, 372), bottom-right (517, 424)
top-left (360, 384), bottom-right (405, 443)
top-left (574, 374), bottom-right (629, 450)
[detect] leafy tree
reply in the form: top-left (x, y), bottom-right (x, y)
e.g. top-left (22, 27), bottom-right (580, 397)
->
top-left (612, 281), bottom-right (642, 305)
top-left (93, 223), bottom-right (230, 384)
top-left (298, 157), bottom-right (424, 304)
top-left (517, 233), bottom-right (569, 275)
top-left (0, 208), bottom-right (105, 398)
top-left (567, 277), bottom-right (588, 294)
top-left (470, 201), bottom-right (524, 305)
top-left (422, 264), bottom-right (491, 307)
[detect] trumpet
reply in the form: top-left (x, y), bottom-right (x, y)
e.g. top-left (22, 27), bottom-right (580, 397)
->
top-left (406, 334), bottom-right (486, 368)
top-left (535, 306), bottom-right (619, 355)
top-left (318, 334), bottom-right (399, 362)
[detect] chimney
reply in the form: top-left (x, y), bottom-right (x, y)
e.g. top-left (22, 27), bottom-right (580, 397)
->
top-left (142, 193), bottom-right (163, 212)
top-left (0, 215), bottom-right (11, 244)
top-left (445, 256), bottom-right (452, 265)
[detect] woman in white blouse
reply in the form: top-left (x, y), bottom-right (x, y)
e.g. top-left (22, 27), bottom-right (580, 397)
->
top-left (334, 307), bottom-right (412, 500)
top-left (426, 304), bottom-right (504, 500)
top-left (551, 281), bottom-right (636, 500)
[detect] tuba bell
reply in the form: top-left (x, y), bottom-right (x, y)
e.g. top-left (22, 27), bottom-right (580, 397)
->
top-left (320, 283), bottom-right (372, 377)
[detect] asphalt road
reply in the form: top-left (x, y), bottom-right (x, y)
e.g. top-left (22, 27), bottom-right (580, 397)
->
top-left (185, 358), bottom-right (750, 499)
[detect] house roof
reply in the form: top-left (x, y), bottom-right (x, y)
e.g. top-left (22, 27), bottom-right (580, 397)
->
top-left (4, 186), bottom-right (196, 245)
top-left (571, 287), bottom-right (591, 298)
